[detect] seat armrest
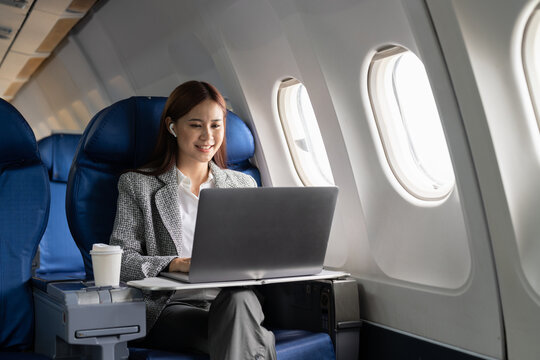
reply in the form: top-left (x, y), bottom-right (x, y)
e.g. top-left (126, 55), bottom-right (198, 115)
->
top-left (33, 281), bottom-right (146, 360)
top-left (31, 272), bottom-right (86, 292)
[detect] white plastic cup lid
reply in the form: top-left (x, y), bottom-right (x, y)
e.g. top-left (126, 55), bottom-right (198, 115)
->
top-left (90, 243), bottom-right (123, 255)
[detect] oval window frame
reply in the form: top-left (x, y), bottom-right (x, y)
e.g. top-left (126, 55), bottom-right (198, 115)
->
top-left (277, 78), bottom-right (335, 186)
top-left (367, 46), bottom-right (456, 201)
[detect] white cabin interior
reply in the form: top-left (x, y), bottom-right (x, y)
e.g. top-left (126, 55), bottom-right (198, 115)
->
top-left (1, 0), bottom-right (540, 359)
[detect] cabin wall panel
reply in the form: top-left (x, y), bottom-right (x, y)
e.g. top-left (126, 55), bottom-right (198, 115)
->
top-left (427, 0), bottom-right (540, 358)
top-left (75, 10), bottom-right (136, 102)
top-left (186, 2), bottom-right (275, 187)
top-left (31, 56), bottom-right (84, 131)
top-left (292, 0), bottom-right (471, 287)
top-left (95, 0), bottom-right (177, 60)
top-left (196, 0), bottom-right (501, 355)
top-left (12, 81), bottom-right (55, 139)
top-left (167, 32), bottom-right (226, 92)
top-left (56, 37), bottom-right (110, 116)
top-left (199, 0), bottom-right (304, 189)
top-left (89, 0), bottom-right (227, 97)
top-left (270, 0), bottom-right (367, 267)
top-left (196, 0), bottom-right (362, 266)
top-left (283, 0), bottom-right (502, 357)
top-left (121, 41), bottom-right (177, 93)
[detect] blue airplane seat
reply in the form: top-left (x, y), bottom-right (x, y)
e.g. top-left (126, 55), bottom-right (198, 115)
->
top-left (129, 330), bottom-right (335, 360)
top-left (66, 96), bottom-right (167, 279)
top-left (0, 354), bottom-right (50, 360)
top-left (225, 110), bottom-right (261, 186)
top-left (65, 96), bottom-right (334, 360)
top-left (36, 134), bottom-right (85, 280)
top-left (0, 99), bottom-right (51, 357)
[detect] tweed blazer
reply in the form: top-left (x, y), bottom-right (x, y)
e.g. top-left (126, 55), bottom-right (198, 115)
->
top-left (109, 161), bottom-right (257, 330)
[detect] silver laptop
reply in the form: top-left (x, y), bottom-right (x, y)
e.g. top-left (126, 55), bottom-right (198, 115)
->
top-left (160, 186), bottom-right (338, 283)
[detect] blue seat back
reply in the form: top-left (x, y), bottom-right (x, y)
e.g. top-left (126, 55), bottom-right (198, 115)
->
top-left (226, 111), bottom-right (261, 185)
top-left (37, 134), bottom-right (85, 276)
top-left (66, 96), bottom-right (260, 278)
top-left (0, 99), bottom-right (49, 350)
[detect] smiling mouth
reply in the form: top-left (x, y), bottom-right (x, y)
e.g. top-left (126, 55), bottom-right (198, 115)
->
top-left (196, 145), bottom-right (214, 152)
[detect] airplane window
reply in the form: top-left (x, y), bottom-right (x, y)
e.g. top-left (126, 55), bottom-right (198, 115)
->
top-left (277, 78), bottom-right (335, 186)
top-left (368, 47), bottom-right (455, 201)
top-left (523, 8), bottom-right (540, 128)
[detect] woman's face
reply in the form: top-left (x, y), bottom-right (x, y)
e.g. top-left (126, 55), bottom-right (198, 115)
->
top-left (170, 99), bottom-right (225, 166)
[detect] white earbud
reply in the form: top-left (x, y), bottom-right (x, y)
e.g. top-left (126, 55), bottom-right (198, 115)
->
top-left (169, 123), bottom-right (177, 138)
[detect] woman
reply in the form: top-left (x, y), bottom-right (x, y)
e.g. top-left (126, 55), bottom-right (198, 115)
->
top-left (109, 81), bottom-right (276, 359)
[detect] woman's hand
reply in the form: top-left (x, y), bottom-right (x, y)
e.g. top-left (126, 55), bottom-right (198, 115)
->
top-left (169, 257), bottom-right (191, 273)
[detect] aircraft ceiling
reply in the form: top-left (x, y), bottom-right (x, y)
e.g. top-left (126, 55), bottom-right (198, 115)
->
top-left (0, 0), bottom-right (98, 102)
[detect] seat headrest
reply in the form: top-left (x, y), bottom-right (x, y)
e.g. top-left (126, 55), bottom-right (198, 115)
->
top-left (226, 111), bottom-right (255, 164)
top-left (83, 97), bottom-right (167, 168)
top-left (0, 99), bottom-right (39, 168)
top-left (81, 96), bottom-right (254, 168)
top-left (38, 134), bottom-right (82, 183)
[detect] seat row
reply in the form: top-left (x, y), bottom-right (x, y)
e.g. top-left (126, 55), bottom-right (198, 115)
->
top-left (0, 97), bottom-right (350, 360)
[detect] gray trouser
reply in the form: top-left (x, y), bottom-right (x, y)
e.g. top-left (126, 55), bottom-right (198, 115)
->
top-left (141, 288), bottom-right (277, 360)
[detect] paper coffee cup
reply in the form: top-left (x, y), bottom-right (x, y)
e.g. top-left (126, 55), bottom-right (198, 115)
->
top-left (90, 243), bottom-right (123, 287)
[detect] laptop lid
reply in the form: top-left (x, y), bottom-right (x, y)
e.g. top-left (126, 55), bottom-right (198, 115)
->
top-left (181, 186), bottom-right (338, 283)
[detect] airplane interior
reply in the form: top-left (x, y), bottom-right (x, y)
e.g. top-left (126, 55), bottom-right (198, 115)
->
top-left (1, 0), bottom-right (540, 359)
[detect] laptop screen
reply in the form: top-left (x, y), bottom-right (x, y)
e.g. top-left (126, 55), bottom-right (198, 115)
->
top-left (182, 186), bottom-right (338, 283)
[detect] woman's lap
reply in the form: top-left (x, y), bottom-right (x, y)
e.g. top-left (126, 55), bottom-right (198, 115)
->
top-left (139, 300), bottom-right (211, 353)
top-left (134, 288), bottom-right (276, 359)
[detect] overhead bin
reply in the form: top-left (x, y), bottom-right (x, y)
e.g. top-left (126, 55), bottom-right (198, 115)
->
top-left (0, 0), bottom-right (98, 101)
top-left (0, 51), bottom-right (47, 80)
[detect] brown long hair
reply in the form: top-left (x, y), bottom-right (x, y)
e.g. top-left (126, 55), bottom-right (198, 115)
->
top-left (139, 81), bottom-right (227, 176)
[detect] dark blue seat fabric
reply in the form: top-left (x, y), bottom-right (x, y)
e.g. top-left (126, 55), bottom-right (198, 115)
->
top-left (36, 134), bottom-right (85, 278)
top-left (273, 330), bottom-right (335, 360)
top-left (129, 348), bottom-right (208, 360)
top-left (66, 97), bottom-right (168, 279)
top-left (129, 330), bottom-right (335, 360)
top-left (0, 99), bottom-right (50, 352)
top-left (0, 353), bottom-right (51, 360)
top-left (226, 111), bottom-right (261, 186)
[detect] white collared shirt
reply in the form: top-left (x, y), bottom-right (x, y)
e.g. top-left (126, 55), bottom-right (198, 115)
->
top-left (176, 168), bottom-right (215, 258)
top-left (172, 168), bottom-right (219, 302)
